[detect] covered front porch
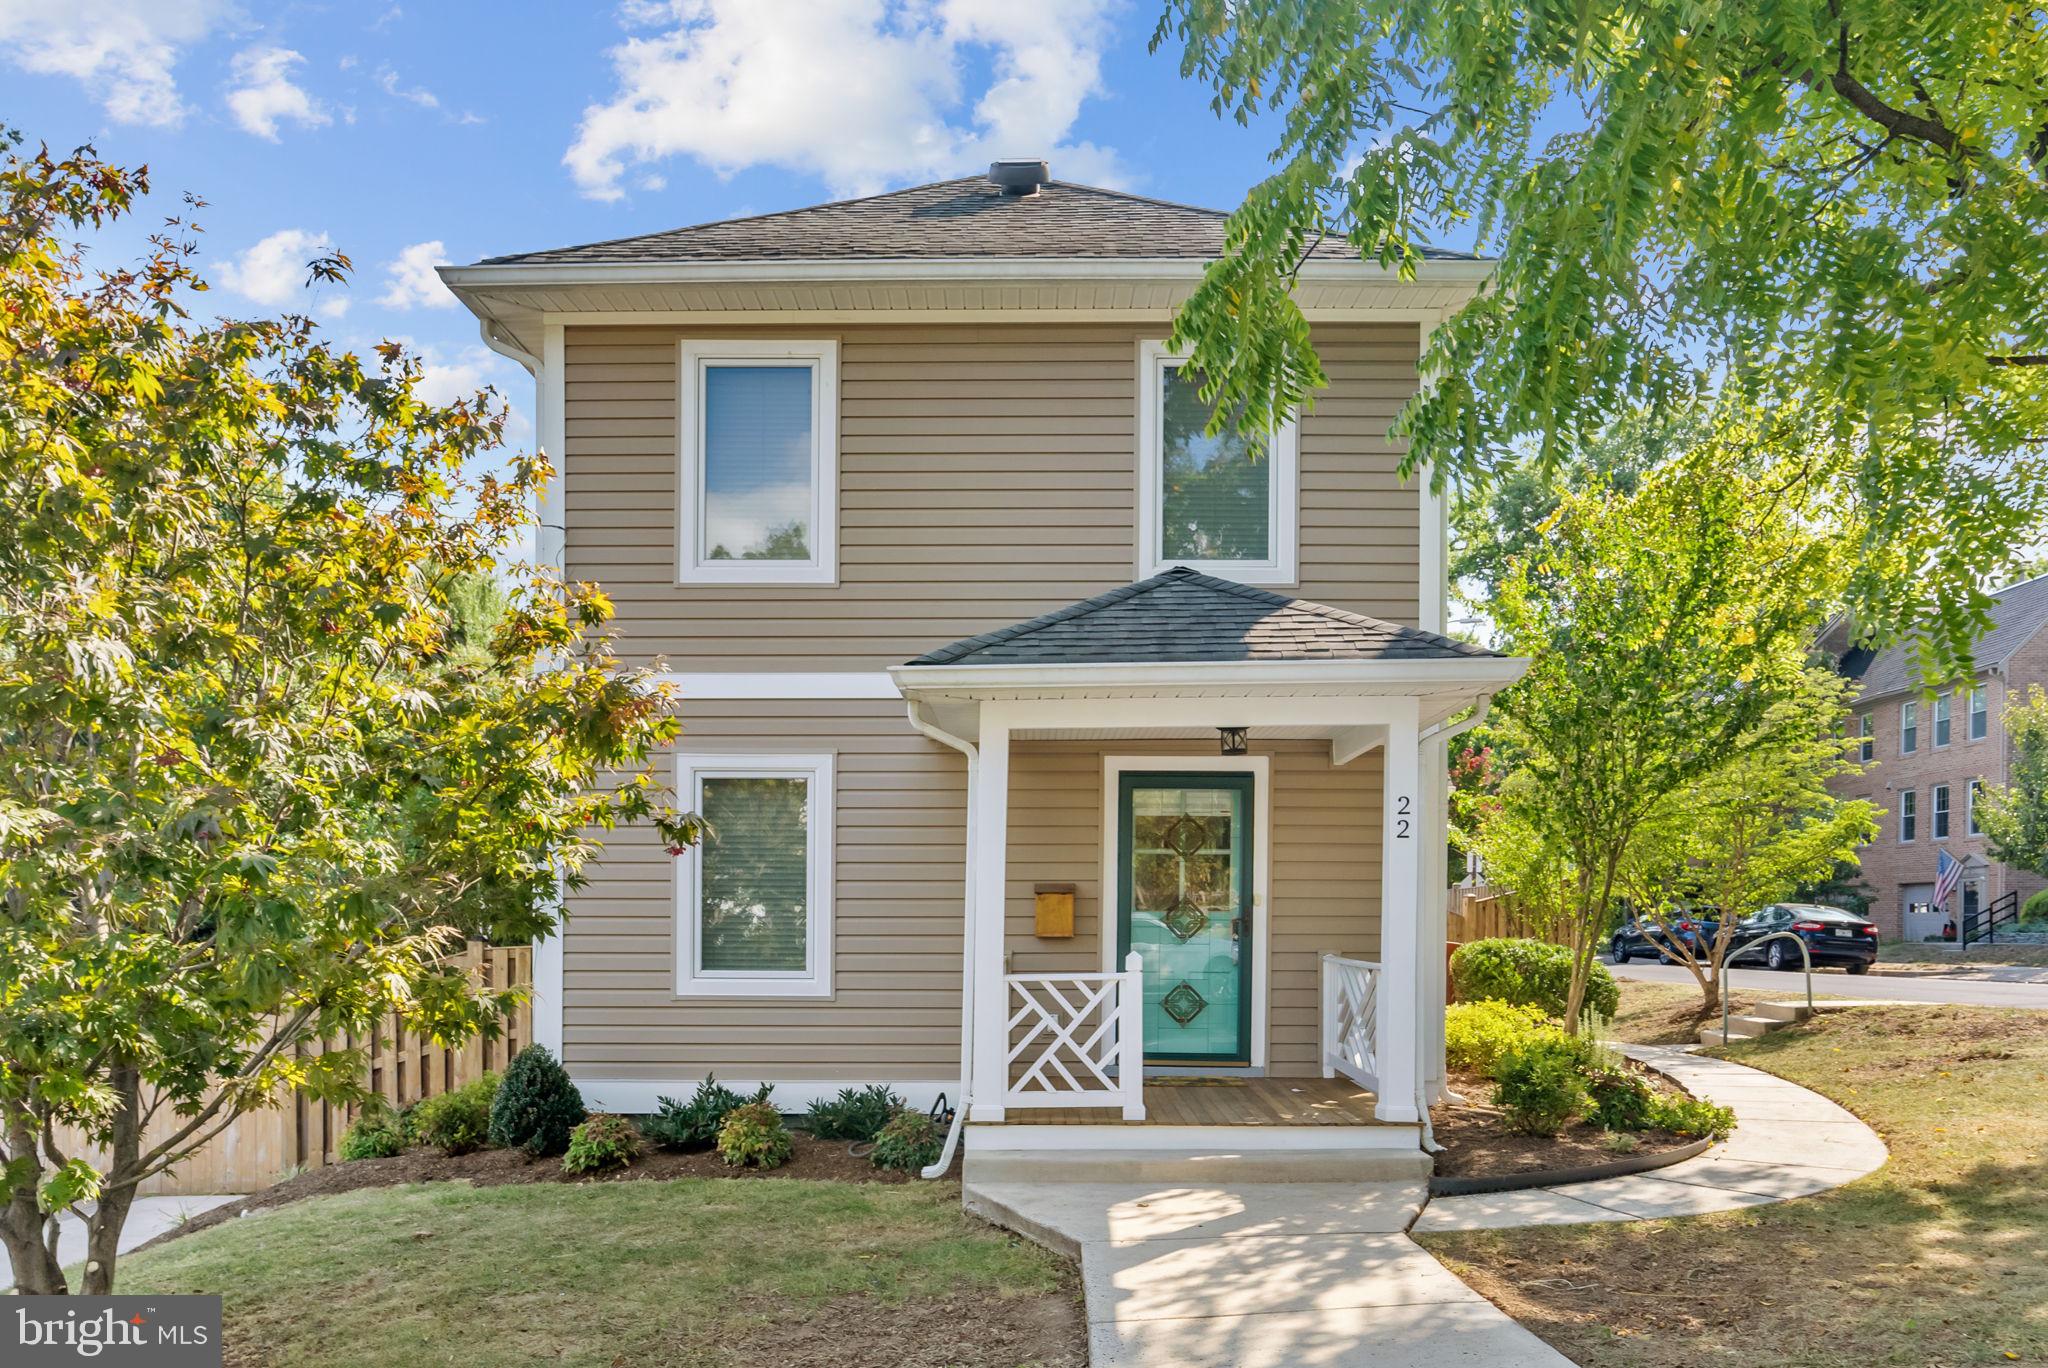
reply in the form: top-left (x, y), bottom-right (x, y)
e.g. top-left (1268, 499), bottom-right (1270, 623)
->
top-left (891, 568), bottom-right (1525, 1163)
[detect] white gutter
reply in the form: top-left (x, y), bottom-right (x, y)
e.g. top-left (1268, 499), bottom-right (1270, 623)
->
top-left (891, 657), bottom-right (1529, 695)
top-left (1421, 693), bottom-right (1495, 746)
top-left (906, 700), bottom-right (979, 1180)
top-left (475, 318), bottom-right (539, 373)
top-left (439, 255), bottom-right (1498, 291)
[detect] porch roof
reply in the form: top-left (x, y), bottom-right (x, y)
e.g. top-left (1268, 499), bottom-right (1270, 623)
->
top-left (907, 567), bottom-right (1502, 668)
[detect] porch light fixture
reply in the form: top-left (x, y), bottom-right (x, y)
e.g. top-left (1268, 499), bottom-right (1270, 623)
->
top-left (1218, 726), bottom-right (1249, 756)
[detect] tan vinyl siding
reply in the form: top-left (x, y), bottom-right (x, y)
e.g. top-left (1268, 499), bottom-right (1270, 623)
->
top-left (563, 322), bottom-right (1422, 670)
top-left (1003, 739), bottom-right (1382, 1079)
top-left (564, 700), bottom-right (968, 1081)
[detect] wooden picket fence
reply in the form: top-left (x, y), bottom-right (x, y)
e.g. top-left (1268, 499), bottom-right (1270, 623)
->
top-left (64, 943), bottom-right (532, 1196)
top-left (1447, 885), bottom-right (1566, 946)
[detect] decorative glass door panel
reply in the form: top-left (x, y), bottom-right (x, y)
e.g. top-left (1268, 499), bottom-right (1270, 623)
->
top-left (1118, 773), bottom-right (1253, 1064)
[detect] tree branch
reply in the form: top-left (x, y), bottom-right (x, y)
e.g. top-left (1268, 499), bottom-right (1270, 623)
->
top-left (1827, 26), bottom-right (1958, 156)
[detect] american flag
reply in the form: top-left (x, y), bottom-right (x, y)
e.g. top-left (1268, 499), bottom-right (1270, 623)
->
top-left (1933, 848), bottom-right (1964, 908)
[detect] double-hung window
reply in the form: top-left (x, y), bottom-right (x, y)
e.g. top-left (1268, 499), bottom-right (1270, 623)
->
top-left (1969, 687), bottom-right (1988, 740)
top-left (1137, 341), bottom-right (1299, 585)
top-left (677, 340), bottom-right (839, 585)
top-left (1933, 692), bottom-right (1952, 748)
top-left (1968, 779), bottom-right (1984, 836)
top-left (1900, 790), bottom-right (1917, 843)
top-left (674, 753), bottom-right (835, 998)
top-left (1932, 783), bottom-right (1950, 840)
top-left (1900, 701), bottom-right (1919, 754)
top-left (1857, 714), bottom-right (1874, 763)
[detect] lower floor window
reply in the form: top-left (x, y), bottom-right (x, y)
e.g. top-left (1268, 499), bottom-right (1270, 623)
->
top-left (675, 753), bottom-right (835, 997)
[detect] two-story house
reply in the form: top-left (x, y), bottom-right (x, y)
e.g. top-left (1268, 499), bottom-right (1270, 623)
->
top-left (442, 163), bottom-right (1523, 1183)
top-left (1827, 573), bottom-right (2048, 941)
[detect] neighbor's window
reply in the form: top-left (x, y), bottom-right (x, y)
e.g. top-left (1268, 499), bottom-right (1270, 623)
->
top-left (1858, 714), bottom-right (1874, 763)
top-left (1969, 687), bottom-right (1988, 740)
top-left (677, 340), bottom-right (838, 585)
top-left (1138, 340), bottom-right (1298, 585)
top-left (1933, 692), bottom-right (1952, 748)
top-left (1900, 789), bottom-right (1917, 842)
top-left (1968, 779), bottom-right (1984, 836)
top-left (1900, 700), bottom-right (1919, 754)
top-left (1932, 783), bottom-right (1951, 840)
top-left (674, 754), bottom-right (835, 997)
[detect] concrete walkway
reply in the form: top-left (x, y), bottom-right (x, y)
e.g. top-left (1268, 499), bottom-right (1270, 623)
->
top-left (1413, 1045), bottom-right (1887, 1232)
top-left (2, 1194), bottom-right (237, 1290)
top-left (968, 1181), bottom-right (1573, 1366)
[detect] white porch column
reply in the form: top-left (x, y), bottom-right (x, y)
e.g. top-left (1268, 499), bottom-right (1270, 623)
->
top-left (1420, 731), bottom-right (1451, 1102)
top-left (968, 712), bottom-right (1012, 1121)
top-left (1375, 702), bottom-right (1423, 1122)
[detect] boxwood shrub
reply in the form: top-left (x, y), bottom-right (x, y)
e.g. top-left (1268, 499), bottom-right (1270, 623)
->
top-left (1451, 938), bottom-right (1618, 1020)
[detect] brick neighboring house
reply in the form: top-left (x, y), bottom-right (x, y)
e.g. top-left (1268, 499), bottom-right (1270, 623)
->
top-left (1826, 574), bottom-right (2048, 941)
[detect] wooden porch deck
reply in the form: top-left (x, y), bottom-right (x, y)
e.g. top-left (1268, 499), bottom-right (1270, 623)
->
top-left (996, 1076), bottom-right (1390, 1127)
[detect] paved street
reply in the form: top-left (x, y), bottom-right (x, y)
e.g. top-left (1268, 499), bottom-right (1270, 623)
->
top-left (1613, 961), bottom-right (2048, 1010)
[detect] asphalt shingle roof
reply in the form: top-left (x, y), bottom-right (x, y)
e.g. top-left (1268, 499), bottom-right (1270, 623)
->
top-left (480, 176), bottom-right (1481, 266)
top-left (906, 567), bottom-right (1503, 667)
top-left (1852, 574), bottom-right (2048, 697)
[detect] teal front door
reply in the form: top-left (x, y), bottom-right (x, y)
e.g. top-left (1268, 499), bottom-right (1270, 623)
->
top-left (1117, 772), bottom-right (1254, 1065)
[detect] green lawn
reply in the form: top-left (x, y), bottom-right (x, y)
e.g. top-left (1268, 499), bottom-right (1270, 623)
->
top-left (1421, 986), bottom-right (2048, 1368)
top-left (116, 1178), bottom-right (1081, 1368)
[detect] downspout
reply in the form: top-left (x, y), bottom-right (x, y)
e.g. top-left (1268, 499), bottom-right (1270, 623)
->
top-left (1412, 693), bottom-right (1496, 1149)
top-left (907, 699), bottom-right (978, 1179)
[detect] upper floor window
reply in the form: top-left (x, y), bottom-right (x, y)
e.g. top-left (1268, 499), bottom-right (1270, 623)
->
top-left (1857, 714), bottom-right (1874, 763)
top-left (674, 752), bottom-right (836, 998)
top-left (1900, 700), bottom-right (1919, 754)
top-left (1138, 341), bottom-right (1299, 585)
top-left (1900, 789), bottom-right (1917, 842)
top-left (1969, 687), bottom-right (1988, 740)
top-left (1933, 692), bottom-right (1952, 748)
top-left (1932, 783), bottom-right (1951, 840)
top-left (677, 340), bottom-right (839, 586)
top-left (1968, 779), bottom-right (1984, 836)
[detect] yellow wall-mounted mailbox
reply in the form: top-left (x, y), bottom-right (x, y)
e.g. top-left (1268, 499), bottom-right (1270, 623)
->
top-left (1034, 883), bottom-right (1077, 939)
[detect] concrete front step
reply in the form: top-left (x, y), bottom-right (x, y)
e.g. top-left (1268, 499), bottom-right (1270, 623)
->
top-left (964, 1136), bottom-right (1432, 1187)
top-left (1699, 1001), bottom-right (1821, 1045)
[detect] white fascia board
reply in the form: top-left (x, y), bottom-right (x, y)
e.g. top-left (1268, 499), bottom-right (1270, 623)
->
top-left (655, 671), bottom-right (901, 700)
top-left (439, 256), bottom-right (1497, 290)
top-left (889, 656), bottom-right (1530, 695)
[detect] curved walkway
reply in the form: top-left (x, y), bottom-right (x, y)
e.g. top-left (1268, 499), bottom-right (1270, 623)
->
top-left (1412, 1043), bottom-right (1888, 1232)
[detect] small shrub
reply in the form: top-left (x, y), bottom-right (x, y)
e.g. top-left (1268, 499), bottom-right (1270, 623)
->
top-left (1601, 1132), bottom-right (1641, 1155)
top-left (489, 1045), bottom-right (587, 1157)
top-left (869, 1109), bottom-right (943, 1173)
top-left (805, 1084), bottom-right (904, 1142)
top-left (1444, 999), bottom-right (1559, 1076)
top-left (338, 1105), bottom-right (406, 1161)
top-left (1491, 1035), bottom-right (1593, 1136)
top-left (1586, 1068), bottom-right (1657, 1133)
top-left (409, 1073), bottom-right (500, 1155)
top-left (562, 1113), bottom-right (643, 1175)
top-left (1652, 1094), bottom-right (1738, 1141)
top-left (2023, 888), bottom-right (2048, 924)
top-left (643, 1074), bottom-right (772, 1151)
top-left (716, 1100), bottom-right (794, 1169)
top-left (1451, 938), bottom-right (1619, 1019)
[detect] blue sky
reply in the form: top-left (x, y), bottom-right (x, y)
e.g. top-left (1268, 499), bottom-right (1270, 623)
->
top-left (2, 0), bottom-right (1418, 451)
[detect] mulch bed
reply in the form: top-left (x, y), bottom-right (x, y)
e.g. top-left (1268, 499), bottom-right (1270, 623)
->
top-left (1429, 1068), bottom-right (1703, 1180)
top-left (135, 1132), bottom-right (913, 1255)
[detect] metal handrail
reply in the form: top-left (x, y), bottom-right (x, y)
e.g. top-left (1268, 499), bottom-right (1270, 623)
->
top-left (1717, 930), bottom-right (1814, 1046)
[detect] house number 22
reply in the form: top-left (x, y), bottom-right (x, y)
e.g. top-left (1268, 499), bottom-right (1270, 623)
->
top-left (1394, 795), bottom-right (1412, 838)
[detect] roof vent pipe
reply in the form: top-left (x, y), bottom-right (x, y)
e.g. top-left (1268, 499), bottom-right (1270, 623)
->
top-left (988, 159), bottom-right (1050, 195)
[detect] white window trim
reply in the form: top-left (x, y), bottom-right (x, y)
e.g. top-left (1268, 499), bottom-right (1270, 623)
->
top-left (1900, 700), bottom-right (1919, 755)
top-left (1900, 789), bottom-right (1917, 843)
top-left (1969, 688), bottom-right (1989, 741)
top-left (1968, 779), bottom-right (1983, 836)
top-left (673, 752), bottom-right (835, 998)
top-left (1933, 691), bottom-right (1952, 749)
top-left (1858, 713), bottom-right (1874, 762)
top-left (1932, 783), bottom-right (1951, 840)
top-left (676, 339), bottom-right (839, 586)
top-left (1136, 339), bottom-right (1299, 586)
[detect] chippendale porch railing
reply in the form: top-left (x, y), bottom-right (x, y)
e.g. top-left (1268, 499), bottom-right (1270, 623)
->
top-left (1003, 952), bottom-right (1146, 1120)
top-left (1319, 953), bottom-right (1381, 1092)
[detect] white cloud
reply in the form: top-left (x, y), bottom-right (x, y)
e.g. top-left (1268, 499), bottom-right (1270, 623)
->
top-left (378, 240), bottom-right (455, 310)
top-left (376, 64), bottom-right (438, 109)
top-left (0, 0), bottom-right (232, 126)
top-left (217, 228), bottom-right (351, 319)
top-left (225, 46), bottom-right (329, 140)
top-left (563, 0), bottom-right (1124, 201)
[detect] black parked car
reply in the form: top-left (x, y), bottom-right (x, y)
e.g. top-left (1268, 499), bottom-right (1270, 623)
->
top-left (1725, 903), bottom-right (1878, 973)
top-left (1609, 915), bottom-right (1721, 964)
